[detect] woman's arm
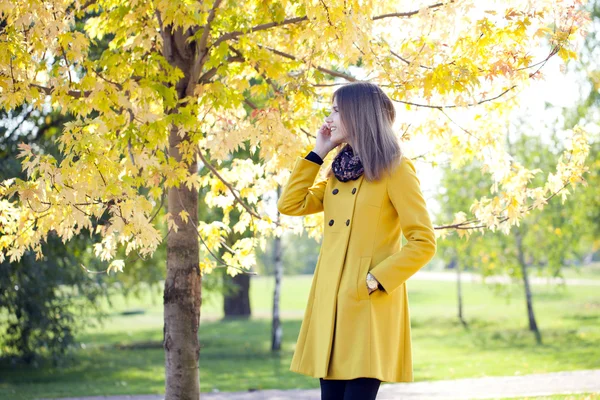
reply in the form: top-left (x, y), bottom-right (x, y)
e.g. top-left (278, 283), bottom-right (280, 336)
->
top-left (276, 153), bottom-right (328, 216)
top-left (369, 157), bottom-right (437, 294)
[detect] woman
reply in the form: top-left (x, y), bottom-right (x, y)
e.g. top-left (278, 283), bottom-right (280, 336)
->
top-left (277, 82), bottom-right (437, 400)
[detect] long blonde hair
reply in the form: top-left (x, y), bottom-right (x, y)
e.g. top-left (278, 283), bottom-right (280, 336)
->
top-left (325, 82), bottom-right (402, 182)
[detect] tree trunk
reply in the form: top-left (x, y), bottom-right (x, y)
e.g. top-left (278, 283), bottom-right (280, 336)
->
top-left (272, 185), bottom-right (283, 352)
top-left (165, 122), bottom-right (201, 399)
top-left (223, 273), bottom-right (251, 318)
top-left (515, 229), bottom-right (542, 344)
top-left (454, 257), bottom-right (468, 328)
top-left (583, 250), bottom-right (594, 265)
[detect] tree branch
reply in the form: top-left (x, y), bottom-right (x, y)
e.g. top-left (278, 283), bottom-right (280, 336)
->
top-left (435, 165), bottom-right (575, 231)
top-left (244, 98), bottom-right (258, 109)
top-left (187, 0), bottom-right (223, 96)
top-left (197, 151), bottom-right (262, 220)
top-left (254, 43), bottom-right (358, 82)
top-left (390, 85), bottom-right (517, 109)
top-left (300, 127), bottom-right (316, 140)
top-left (198, 53), bottom-right (245, 83)
top-left (390, 49), bottom-right (434, 70)
top-left (211, 2), bottom-right (451, 49)
top-left (29, 82), bottom-right (91, 98)
top-left (438, 108), bottom-right (482, 143)
top-left (229, 45), bottom-right (285, 94)
top-left (373, 2), bottom-right (449, 20)
top-left (212, 16), bottom-right (309, 50)
top-left (174, 189), bottom-right (257, 275)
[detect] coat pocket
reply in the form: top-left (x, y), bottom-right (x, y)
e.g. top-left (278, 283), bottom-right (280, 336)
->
top-left (356, 256), bottom-right (372, 301)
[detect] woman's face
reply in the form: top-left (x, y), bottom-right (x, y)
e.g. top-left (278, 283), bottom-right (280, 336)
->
top-left (325, 97), bottom-right (348, 145)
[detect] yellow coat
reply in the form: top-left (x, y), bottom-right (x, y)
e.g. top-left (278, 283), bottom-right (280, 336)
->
top-left (277, 155), bottom-right (437, 382)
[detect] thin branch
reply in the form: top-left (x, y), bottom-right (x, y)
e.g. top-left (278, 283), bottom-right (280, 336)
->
top-left (72, 202), bottom-right (95, 218)
top-left (300, 127), bottom-right (316, 140)
top-left (230, 45), bottom-right (284, 94)
top-left (211, 2), bottom-right (451, 49)
top-left (254, 43), bottom-right (358, 82)
top-left (198, 54), bottom-right (245, 83)
top-left (399, 123), bottom-right (412, 140)
top-left (93, 69), bottom-right (124, 90)
top-left (80, 264), bottom-right (109, 274)
top-left (319, 0), bottom-right (334, 26)
top-left (39, 199), bottom-right (105, 207)
top-left (197, 0), bottom-right (223, 53)
top-left (310, 82), bottom-right (347, 87)
top-left (244, 98), bottom-right (258, 109)
top-left (524, 46), bottom-right (560, 79)
top-left (197, 151), bottom-right (262, 219)
top-left (28, 82), bottom-right (90, 98)
top-left (148, 191), bottom-right (166, 225)
top-left (175, 189), bottom-right (257, 276)
top-left (435, 141), bottom-right (580, 232)
top-left (373, 2), bottom-right (449, 20)
top-left (6, 212), bottom-right (52, 245)
top-left (212, 16), bottom-right (309, 49)
top-left (82, 227), bottom-right (172, 275)
top-left (386, 38), bottom-right (561, 110)
top-left (187, 0), bottom-right (223, 96)
top-left (435, 170), bottom-right (574, 231)
top-left (59, 44), bottom-right (73, 86)
top-left (438, 108), bottom-right (481, 143)
top-left (390, 85), bottom-right (517, 110)
top-left (26, 198), bottom-right (52, 213)
top-left (390, 49), bottom-right (434, 70)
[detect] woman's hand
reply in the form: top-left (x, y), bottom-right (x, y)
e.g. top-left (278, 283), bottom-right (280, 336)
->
top-left (367, 272), bottom-right (380, 295)
top-left (313, 123), bottom-right (341, 159)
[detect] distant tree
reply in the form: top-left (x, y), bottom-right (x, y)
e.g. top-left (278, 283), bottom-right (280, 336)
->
top-left (0, 105), bottom-right (167, 364)
top-left (437, 129), bottom-right (596, 344)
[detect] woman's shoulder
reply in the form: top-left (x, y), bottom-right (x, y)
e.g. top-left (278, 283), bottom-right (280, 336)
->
top-left (386, 154), bottom-right (419, 185)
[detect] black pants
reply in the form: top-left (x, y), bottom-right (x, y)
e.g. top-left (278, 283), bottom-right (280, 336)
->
top-left (319, 377), bottom-right (381, 400)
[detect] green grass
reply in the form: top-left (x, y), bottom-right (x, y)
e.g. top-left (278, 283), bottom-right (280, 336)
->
top-left (1, 276), bottom-right (599, 399)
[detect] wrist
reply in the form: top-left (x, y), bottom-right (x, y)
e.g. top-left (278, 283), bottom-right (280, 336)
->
top-left (313, 148), bottom-right (328, 159)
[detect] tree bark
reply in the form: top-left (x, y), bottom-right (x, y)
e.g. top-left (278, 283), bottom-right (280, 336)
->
top-left (159, 19), bottom-right (203, 398)
top-left (223, 273), bottom-right (251, 318)
top-left (515, 228), bottom-right (542, 344)
top-left (164, 113), bottom-right (201, 399)
top-left (272, 185), bottom-right (283, 351)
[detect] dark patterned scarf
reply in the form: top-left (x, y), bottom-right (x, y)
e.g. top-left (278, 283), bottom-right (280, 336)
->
top-left (332, 144), bottom-right (364, 182)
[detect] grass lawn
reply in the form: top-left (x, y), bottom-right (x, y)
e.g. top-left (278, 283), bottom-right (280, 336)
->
top-left (0, 275), bottom-right (599, 399)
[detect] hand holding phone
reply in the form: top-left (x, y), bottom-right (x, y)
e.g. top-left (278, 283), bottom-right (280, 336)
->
top-left (314, 123), bottom-right (340, 158)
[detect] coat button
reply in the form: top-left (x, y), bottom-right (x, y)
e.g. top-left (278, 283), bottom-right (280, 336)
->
top-left (329, 219), bottom-right (334, 226)
top-left (352, 188), bottom-right (357, 194)
top-left (332, 189), bottom-right (339, 195)
top-left (346, 219), bottom-right (350, 226)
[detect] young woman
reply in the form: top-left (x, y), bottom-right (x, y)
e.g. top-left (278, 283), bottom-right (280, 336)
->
top-left (277, 82), bottom-right (437, 400)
